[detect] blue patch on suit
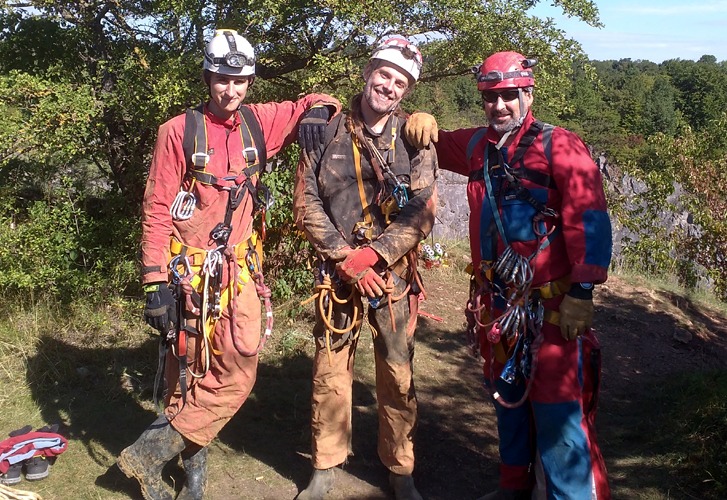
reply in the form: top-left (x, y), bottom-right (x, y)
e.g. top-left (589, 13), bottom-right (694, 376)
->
top-left (480, 186), bottom-right (549, 261)
top-left (583, 209), bottom-right (612, 268)
top-left (494, 378), bottom-right (532, 466)
top-left (532, 400), bottom-right (593, 498)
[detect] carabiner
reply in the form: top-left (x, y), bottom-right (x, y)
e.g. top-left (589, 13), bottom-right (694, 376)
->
top-left (169, 255), bottom-right (192, 283)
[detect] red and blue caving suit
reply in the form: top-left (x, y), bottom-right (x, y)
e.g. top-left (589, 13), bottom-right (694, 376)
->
top-left (434, 111), bottom-right (612, 499)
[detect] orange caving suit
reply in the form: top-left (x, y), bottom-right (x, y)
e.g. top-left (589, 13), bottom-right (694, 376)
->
top-left (141, 95), bottom-right (340, 446)
top-left (294, 100), bottom-right (438, 475)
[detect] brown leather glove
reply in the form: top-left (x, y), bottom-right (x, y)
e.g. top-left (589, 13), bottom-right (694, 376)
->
top-left (559, 294), bottom-right (594, 340)
top-left (404, 112), bottom-right (439, 149)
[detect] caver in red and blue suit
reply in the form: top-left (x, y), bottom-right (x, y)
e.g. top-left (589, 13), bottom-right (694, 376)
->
top-left (405, 51), bottom-right (612, 500)
top-left (117, 29), bottom-right (340, 500)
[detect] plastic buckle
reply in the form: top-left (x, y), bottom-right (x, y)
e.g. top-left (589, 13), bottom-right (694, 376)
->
top-left (242, 147), bottom-right (258, 165)
top-left (191, 152), bottom-right (210, 167)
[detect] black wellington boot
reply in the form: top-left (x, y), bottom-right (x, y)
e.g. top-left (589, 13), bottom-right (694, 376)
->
top-left (296, 467), bottom-right (335, 500)
top-left (389, 473), bottom-right (423, 500)
top-left (177, 445), bottom-right (208, 500)
top-left (117, 415), bottom-right (186, 500)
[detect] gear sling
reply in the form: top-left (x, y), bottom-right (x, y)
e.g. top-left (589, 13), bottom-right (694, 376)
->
top-left (154, 104), bottom-right (273, 413)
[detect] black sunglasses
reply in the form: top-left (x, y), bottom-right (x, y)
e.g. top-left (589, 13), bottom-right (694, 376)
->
top-left (481, 89), bottom-right (520, 104)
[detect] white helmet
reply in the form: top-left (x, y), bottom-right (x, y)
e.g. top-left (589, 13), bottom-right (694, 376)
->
top-left (370, 36), bottom-right (422, 83)
top-left (203, 29), bottom-right (255, 76)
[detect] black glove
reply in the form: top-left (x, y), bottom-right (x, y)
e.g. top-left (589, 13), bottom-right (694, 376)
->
top-left (298, 105), bottom-right (330, 154)
top-left (143, 282), bottom-right (177, 332)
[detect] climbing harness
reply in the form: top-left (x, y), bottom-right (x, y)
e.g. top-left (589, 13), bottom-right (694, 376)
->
top-left (154, 105), bottom-right (274, 414)
top-left (301, 112), bottom-right (427, 365)
top-left (301, 252), bottom-right (424, 366)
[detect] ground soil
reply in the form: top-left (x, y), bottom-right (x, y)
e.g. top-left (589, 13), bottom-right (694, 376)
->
top-left (13, 263), bottom-right (727, 500)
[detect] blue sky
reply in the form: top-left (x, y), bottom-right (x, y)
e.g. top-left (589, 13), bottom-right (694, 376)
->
top-left (531, 0), bottom-right (727, 63)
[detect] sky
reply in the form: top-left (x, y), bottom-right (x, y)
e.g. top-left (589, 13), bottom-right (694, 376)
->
top-left (531, 0), bottom-right (727, 63)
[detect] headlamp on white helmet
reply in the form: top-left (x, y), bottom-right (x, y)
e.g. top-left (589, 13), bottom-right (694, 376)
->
top-left (204, 29), bottom-right (255, 76)
top-left (370, 37), bottom-right (423, 84)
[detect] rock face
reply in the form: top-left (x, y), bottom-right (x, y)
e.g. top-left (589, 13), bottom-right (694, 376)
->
top-left (431, 169), bottom-right (469, 241)
top-left (433, 157), bottom-right (704, 279)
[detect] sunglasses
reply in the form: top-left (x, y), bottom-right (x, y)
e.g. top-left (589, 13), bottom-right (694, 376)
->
top-left (481, 89), bottom-right (520, 103)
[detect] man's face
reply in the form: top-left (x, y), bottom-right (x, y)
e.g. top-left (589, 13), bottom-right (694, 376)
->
top-left (207, 73), bottom-right (251, 119)
top-left (482, 88), bottom-right (533, 135)
top-left (363, 63), bottom-right (411, 115)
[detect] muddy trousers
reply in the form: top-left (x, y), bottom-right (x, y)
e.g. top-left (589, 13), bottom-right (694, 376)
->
top-left (483, 324), bottom-right (610, 499)
top-left (310, 279), bottom-right (418, 475)
top-left (163, 278), bottom-right (262, 446)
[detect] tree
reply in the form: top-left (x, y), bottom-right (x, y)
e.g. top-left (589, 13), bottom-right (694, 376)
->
top-left (0, 0), bottom-right (603, 298)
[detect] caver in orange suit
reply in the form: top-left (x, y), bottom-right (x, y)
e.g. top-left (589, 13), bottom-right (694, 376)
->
top-left (117, 28), bottom-right (340, 500)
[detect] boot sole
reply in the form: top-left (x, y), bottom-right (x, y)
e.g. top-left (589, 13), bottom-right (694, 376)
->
top-left (25, 469), bottom-right (50, 481)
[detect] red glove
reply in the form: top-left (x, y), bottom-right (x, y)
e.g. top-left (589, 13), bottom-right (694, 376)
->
top-left (355, 269), bottom-right (387, 297)
top-left (336, 247), bottom-right (381, 282)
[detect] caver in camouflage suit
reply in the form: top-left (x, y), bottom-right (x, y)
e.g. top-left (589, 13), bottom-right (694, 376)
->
top-left (294, 37), bottom-right (438, 500)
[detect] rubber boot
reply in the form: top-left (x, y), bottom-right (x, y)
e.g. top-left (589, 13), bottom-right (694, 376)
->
top-left (296, 467), bottom-right (335, 500)
top-left (475, 489), bottom-right (532, 500)
top-left (177, 445), bottom-right (208, 500)
top-left (389, 473), bottom-right (423, 500)
top-left (117, 415), bottom-right (186, 500)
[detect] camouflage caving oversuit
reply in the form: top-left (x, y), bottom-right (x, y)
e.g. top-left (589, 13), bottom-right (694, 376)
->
top-left (294, 100), bottom-right (438, 475)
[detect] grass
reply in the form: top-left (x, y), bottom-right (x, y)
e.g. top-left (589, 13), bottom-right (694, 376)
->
top-left (613, 264), bottom-right (727, 317)
top-left (1, 253), bottom-right (726, 498)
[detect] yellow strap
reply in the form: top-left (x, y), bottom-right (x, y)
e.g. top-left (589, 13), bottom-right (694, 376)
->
top-left (537, 276), bottom-right (570, 300)
top-left (544, 309), bottom-right (560, 326)
top-left (352, 138), bottom-right (375, 233)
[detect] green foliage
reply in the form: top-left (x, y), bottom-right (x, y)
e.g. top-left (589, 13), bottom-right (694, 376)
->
top-left (0, 178), bottom-right (139, 300)
top-left (0, 71), bottom-right (97, 173)
top-left (259, 153), bottom-right (315, 301)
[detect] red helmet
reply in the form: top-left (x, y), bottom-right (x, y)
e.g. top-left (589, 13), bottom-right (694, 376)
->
top-left (476, 51), bottom-right (536, 91)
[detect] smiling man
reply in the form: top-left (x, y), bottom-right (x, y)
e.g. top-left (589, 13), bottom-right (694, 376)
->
top-left (117, 29), bottom-right (339, 500)
top-left (293, 37), bottom-right (438, 500)
top-left (405, 51), bottom-right (612, 500)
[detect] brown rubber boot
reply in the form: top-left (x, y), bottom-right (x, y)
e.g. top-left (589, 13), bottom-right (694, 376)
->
top-left (296, 467), bottom-right (335, 500)
top-left (389, 473), bottom-right (423, 500)
top-left (117, 415), bottom-right (186, 500)
top-left (476, 488), bottom-right (532, 500)
top-left (177, 446), bottom-right (208, 500)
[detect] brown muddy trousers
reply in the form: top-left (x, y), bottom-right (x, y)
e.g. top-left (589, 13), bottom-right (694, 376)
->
top-left (294, 98), bottom-right (438, 475)
top-left (311, 276), bottom-right (417, 474)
